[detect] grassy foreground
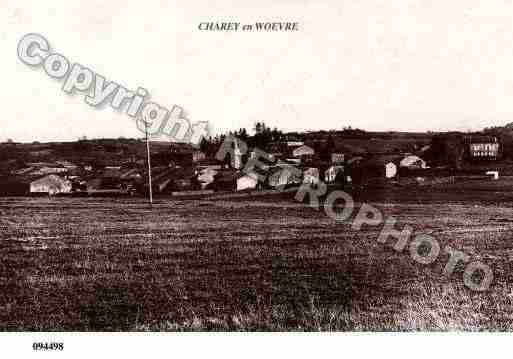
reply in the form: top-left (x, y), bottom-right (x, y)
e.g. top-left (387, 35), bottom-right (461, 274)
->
top-left (1, 188), bottom-right (513, 331)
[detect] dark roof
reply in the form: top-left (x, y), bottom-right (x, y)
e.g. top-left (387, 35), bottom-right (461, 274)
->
top-left (151, 167), bottom-right (194, 188)
top-left (120, 168), bottom-right (142, 179)
top-left (101, 168), bottom-right (122, 178)
top-left (87, 178), bottom-right (120, 190)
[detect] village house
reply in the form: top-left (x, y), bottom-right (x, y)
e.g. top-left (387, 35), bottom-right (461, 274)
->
top-left (237, 174), bottom-right (259, 191)
top-left (267, 164), bottom-right (302, 189)
top-left (399, 155), bottom-right (428, 169)
top-left (30, 175), bottom-right (72, 195)
top-left (149, 167), bottom-right (196, 193)
top-left (292, 145), bottom-right (315, 158)
top-left (208, 169), bottom-right (260, 192)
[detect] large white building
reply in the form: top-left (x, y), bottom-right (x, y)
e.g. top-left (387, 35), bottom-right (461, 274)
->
top-left (470, 143), bottom-right (499, 158)
top-left (466, 136), bottom-right (500, 159)
top-left (30, 175), bottom-right (72, 195)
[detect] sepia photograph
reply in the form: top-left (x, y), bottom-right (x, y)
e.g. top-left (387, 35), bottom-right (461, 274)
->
top-left (1, 0), bottom-right (513, 356)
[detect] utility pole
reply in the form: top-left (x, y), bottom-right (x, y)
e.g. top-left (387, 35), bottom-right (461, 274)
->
top-left (145, 122), bottom-right (153, 206)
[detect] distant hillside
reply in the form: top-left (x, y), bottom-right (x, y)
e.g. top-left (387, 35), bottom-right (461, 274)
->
top-left (1, 127), bottom-right (499, 175)
top-left (0, 138), bottom-right (175, 174)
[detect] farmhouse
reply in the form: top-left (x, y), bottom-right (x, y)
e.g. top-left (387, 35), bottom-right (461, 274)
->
top-left (268, 164), bottom-right (302, 189)
top-left (30, 175), bottom-right (72, 195)
top-left (400, 155), bottom-right (428, 169)
top-left (208, 170), bottom-right (260, 192)
top-left (150, 167), bottom-right (196, 193)
top-left (237, 174), bottom-right (259, 191)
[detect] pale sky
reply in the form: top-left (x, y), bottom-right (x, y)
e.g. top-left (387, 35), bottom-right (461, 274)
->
top-left (2, 0), bottom-right (513, 142)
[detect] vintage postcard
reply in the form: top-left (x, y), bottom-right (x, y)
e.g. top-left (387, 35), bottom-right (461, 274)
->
top-left (1, 0), bottom-right (512, 356)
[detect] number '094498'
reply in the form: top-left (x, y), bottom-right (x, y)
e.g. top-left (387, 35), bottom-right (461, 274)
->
top-left (32, 342), bottom-right (64, 351)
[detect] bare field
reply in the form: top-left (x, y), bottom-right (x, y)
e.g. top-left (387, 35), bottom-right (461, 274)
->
top-left (1, 187), bottom-right (513, 331)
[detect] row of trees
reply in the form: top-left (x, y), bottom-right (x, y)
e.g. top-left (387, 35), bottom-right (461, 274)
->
top-left (199, 122), bottom-right (285, 157)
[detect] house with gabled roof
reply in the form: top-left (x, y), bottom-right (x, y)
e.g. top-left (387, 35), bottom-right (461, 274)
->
top-left (30, 175), bottom-right (72, 195)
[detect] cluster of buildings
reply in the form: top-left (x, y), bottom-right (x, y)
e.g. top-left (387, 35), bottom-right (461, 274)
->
top-left (212, 139), bottom-right (433, 192)
top-left (0, 134), bottom-right (502, 196)
top-left (1, 160), bottom-right (140, 196)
